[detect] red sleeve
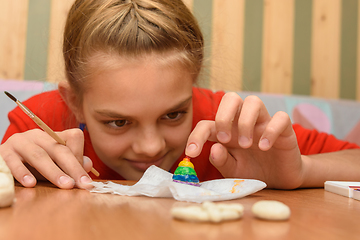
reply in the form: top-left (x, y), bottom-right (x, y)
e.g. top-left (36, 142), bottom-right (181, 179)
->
top-left (191, 87), bottom-right (225, 126)
top-left (2, 107), bottom-right (38, 144)
top-left (1, 90), bottom-right (76, 144)
top-left (293, 123), bottom-right (360, 155)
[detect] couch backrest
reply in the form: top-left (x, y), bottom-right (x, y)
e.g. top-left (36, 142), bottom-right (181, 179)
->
top-left (1, 79), bottom-right (360, 146)
top-left (237, 92), bottom-right (360, 146)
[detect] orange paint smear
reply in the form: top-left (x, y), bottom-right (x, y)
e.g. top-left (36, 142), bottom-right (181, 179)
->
top-left (230, 180), bottom-right (245, 193)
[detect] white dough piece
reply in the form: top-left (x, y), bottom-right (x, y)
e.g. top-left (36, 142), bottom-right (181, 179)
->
top-left (0, 154), bottom-right (15, 207)
top-left (171, 201), bottom-right (244, 223)
top-left (251, 200), bottom-right (290, 220)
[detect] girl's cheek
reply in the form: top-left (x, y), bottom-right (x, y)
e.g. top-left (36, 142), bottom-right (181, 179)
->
top-left (92, 132), bottom-right (129, 156)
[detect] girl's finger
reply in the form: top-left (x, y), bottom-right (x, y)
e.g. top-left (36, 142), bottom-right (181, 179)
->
top-left (42, 142), bottom-right (93, 188)
top-left (209, 143), bottom-right (238, 178)
top-left (237, 95), bottom-right (271, 148)
top-left (258, 111), bottom-right (296, 151)
top-left (16, 142), bottom-right (76, 189)
top-left (56, 129), bottom-right (93, 187)
top-left (185, 120), bottom-right (217, 157)
top-left (215, 92), bottom-right (243, 143)
top-left (57, 128), bottom-right (85, 166)
top-left (82, 156), bottom-right (93, 173)
top-left (0, 149), bottom-right (37, 187)
top-left (11, 129), bottom-right (91, 189)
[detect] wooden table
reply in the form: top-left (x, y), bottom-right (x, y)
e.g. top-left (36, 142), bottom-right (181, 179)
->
top-left (0, 181), bottom-right (359, 240)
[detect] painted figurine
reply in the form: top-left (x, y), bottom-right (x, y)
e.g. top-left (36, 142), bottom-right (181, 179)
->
top-left (172, 157), bottom-right (200, 186)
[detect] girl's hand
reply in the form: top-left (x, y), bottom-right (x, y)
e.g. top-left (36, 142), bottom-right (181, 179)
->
top-left (186, 92), bottom-right (305, 189)
top-left (0, 128), bottom-right (93, 189)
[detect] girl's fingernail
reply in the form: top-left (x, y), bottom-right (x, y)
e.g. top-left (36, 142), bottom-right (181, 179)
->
top-left (238, 136), bottom-right (250, 147)
top-left (187, 143), bottom-right (197, 152)
top-left (23, 175), bottom-right (35, 185)
top-left (83, 156), bottom-right (91, 166)
top-left (259, 138), bottom-right (270, 149)
top-left (80, 175), bottom-right (92, 184)
top-left (217, 131), bottom-right (230, 142)
top-left (59, 176), bottom-right (75, 186)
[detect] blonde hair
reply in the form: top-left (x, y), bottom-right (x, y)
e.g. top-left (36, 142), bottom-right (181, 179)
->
top-left (63, 0), bottom-right (204, 95)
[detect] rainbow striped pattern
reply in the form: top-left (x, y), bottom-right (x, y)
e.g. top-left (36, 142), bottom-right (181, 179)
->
top-left (172, 157), bottom-right (200, 186)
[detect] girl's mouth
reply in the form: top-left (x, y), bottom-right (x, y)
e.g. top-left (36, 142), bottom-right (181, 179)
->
top-left (127, 156), bottom-right (165, 172)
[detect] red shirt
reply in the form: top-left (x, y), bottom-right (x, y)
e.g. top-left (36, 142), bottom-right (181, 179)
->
top-left (2, 88), bottom-right (359, 181)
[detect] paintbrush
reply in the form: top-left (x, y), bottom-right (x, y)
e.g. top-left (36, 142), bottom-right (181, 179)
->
top-left (4, 91), bottom-right (100, 177)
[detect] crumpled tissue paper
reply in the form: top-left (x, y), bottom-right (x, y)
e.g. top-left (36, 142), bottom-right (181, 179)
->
top-left (90, 165), bottom-right (266, 203)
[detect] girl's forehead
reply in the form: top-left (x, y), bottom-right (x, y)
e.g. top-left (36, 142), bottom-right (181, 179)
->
top-left (87, 51), bottom-right (191, 71)
top-left (83, 51), bottom-right (196, 85)
top-left (83, 52), bottom-right (194, 105)
top-left (82, 55), bottom-right (194, 120)
top-left (82, 51), bottom-right (194, 91)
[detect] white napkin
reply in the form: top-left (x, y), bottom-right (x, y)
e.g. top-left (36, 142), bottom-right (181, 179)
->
top-left (90, 165), bottom-right (266, 203)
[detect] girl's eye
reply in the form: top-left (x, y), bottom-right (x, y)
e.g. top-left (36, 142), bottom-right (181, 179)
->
top-left (167, 112), bottom-right (180, 119)
top-left (164, 111), bottom-right (186, 120)
top-left (107, 120), bottom-right (128, 128)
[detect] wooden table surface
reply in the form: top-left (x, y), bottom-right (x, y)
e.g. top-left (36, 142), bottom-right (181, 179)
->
top-left (0, 180), bottom-right (359, 240)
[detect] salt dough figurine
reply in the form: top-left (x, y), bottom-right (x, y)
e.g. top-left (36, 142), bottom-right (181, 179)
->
top-left (0, 155), bottom-right (15, 207)
top-left (172, 157), bottom-right (200, 186)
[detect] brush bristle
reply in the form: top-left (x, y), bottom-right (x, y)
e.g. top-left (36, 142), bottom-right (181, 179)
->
top-left (4, 91), bottom-right (17, 102)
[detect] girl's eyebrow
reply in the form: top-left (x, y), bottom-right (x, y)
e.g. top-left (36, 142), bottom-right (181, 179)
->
top-left (94, 110), bottom-right (127, 119)
top-left (164, 96), bottom-right (193, 113)
top-left (94, 96), bottom-right (193, 118)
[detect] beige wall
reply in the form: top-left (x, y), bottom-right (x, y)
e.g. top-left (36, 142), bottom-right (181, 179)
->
top-left (1, 0), bottom-right (359, 100)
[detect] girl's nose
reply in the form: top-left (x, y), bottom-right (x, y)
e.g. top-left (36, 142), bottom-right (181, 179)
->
top-left (132, 127), bottom-right (166, 157)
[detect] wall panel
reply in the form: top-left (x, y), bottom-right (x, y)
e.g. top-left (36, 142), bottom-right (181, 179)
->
top-left (47, 0), bottom-right (75, 83)
top-left (182, 0), bottom-right (193, 9)
top-left (242, 0), bottom-right (264, 92)
top-left (0, 0), bottom-right (29, 80)
top-left (1, 0), bottom-right (360, 101)
top-left (261, 0), bottom-right (295, 94)
top-left (24, 0), bottom-right (51, 81)
top-left (210, 0), bottom-right (245, 91)
top-left (357, 1), bottom-right (360, 101)
top-left (292, 0), bottom-right (312, 96)
top-left (311, 0), bottom-right (341, 99)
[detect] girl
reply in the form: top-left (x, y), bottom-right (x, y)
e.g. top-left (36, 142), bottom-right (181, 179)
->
top-left (1, 0), bottom-right (360, 190)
